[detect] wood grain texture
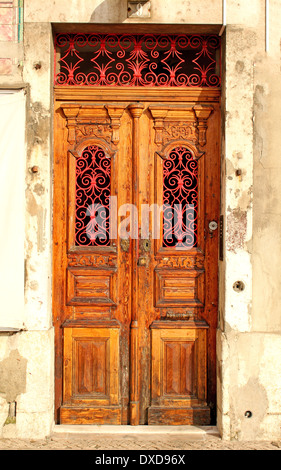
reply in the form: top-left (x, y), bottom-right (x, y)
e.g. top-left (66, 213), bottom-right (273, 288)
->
top-left (128, 104), bottom-right (144, 426)
top-left (63, 327), bottom-right (119, 410)
top-left (150, 325), bottom-right (208, 406)
top-left (53, 89), bottom-right (220, 425)
top-left (60, 406), bottom-right (122, 425)
top-left (155, 269), bottom-right (204, 308)
top-left (66, 267), bottom-right (117, 306)
top-left (148, 407), bottom-right (210, 426)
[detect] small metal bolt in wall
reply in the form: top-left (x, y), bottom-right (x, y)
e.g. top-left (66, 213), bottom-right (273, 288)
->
top-left (236, 168), bottom-right (242, 181)
top-left (31, 166), bottom-right (39, 173)
top-left (233, 281), bottom-right (245, 292)
top-left (245, 411), bottom-right (252, 418)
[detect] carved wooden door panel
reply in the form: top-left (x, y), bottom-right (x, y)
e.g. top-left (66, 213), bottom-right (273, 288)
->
top-left (53, 97), bottom-right (220, 425)
top-left (137, 104), bottom-right (220, 426)
top-left (53, 102), bottom-right (133, 425)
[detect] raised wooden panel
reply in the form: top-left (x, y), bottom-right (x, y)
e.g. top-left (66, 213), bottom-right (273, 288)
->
top-left (74, 338), bottom-right (108, 397)
top-left (60, 406), bottom-right (121, 425)
top-left (147, 407), bottom-right (210, 426)
top-left (63, 326), bottom-right (120, 409)
top-left (164, 341), bottom-right (196, 397)
top-left (148, 321), bottom-right (210, 425)
top-left (67, 267), bottom-right (116, 306)
top-left (154, 269), bottom-right (204, 307)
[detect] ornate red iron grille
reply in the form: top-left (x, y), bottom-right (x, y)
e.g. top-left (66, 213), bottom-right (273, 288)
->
top-left (76, 145), bottom-right (111, 246)
top-left (54, 34), bottom-right (221, 87)
top-left (163, 147), bottom-right (198, 248)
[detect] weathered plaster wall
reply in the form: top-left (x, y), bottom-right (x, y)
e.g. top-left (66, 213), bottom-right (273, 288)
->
top-left (0, 330), bottom-right (54, 437)
top-left (0, 2), bottom-right (54, 439)
top-left (250, 0), bottom-right (281, 438)
top-left (0, 0), bottom-right (280, 441)
top-left (217, 0), bottom-right (281, 441)
top-left (0, 0), bottom-right (23, 81)
top-left (24, 0), bottom-right (223, 24)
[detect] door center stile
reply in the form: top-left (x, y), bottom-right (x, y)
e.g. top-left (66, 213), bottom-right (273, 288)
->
top-left (127, 103), bottom-right (145, 426)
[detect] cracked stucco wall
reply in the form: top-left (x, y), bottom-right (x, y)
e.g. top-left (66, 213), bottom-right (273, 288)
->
top-left (218, 0), bottom-right (281, 441)
top-left (0, 330), bottom-right (54, 438)
top-left (0, 5), bottom-right (54, 438)
top-left (0, 0), bottom-right (280, 441)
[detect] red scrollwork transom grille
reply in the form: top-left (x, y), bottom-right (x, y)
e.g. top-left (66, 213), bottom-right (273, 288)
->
top-left (54, 34), bottom-right (221, 87)
top-left (76, 145), bottom-right (111, 246)
top-left (163, 147), bottom-right (198, 248)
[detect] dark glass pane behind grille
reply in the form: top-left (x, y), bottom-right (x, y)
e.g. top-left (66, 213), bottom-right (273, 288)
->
top-left (55, 34), bottom-right (221, 87)
top-left (76, 145), bottom-right (111, 246)
top-left (163, 147), bottom-right (198, 249)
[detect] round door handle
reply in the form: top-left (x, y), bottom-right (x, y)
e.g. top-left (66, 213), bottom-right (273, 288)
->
top-left (209, 221), bottom-right (218, 231)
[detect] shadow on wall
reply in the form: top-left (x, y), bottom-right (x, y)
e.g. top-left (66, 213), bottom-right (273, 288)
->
top-left (90, 0), bottom-right (128, 23)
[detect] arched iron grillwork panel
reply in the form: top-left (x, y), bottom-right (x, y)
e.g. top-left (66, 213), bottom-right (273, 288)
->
top-left (163, 147), bottom-right (198, 248)
top-left (54, 34), bottom-right (221, 87)
top-left (75, 145), bottom-right (111, 246)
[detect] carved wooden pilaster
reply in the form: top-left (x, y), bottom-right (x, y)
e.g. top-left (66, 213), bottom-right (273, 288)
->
top-left (61, 104), bottom-right (81, 145)
top-left (106, 104), bottom-right (127, 144)
top-left (193, 105), bottom-right (213, 147)
top-left (148, 107), bottom-right (168, 145)
top-left (127, 102), bottom-right (145, 426)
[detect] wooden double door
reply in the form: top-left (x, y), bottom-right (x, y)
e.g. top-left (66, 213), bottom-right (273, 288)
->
top-left (53, 89), bottom-right (220, 425)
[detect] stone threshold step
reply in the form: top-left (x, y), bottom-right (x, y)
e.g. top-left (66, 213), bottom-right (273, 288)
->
top-left (53, 425), bottom-right (220, 440)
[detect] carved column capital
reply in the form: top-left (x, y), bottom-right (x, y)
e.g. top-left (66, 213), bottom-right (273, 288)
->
top-left (128, 103), bottom-right (145, 119)
top-left (61, 104), bottom-right (81, 145)
top-left (105, 104), bottom-right (126, 144)
top-left (193, 105), bottom-right (213, 147)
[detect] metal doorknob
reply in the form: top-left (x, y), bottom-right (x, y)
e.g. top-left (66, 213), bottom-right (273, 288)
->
top-left (209, 221), bottom-right (218, 231)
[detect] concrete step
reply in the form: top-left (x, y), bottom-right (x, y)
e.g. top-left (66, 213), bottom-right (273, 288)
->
top-left (53, 425), bottom-right (220, 441)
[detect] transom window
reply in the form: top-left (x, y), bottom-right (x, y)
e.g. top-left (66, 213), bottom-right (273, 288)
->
top-left (54, 34), bottom-right (221, 87)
